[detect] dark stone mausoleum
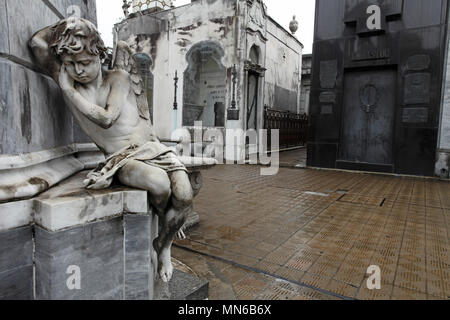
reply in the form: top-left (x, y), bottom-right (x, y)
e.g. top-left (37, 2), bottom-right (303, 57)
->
top-left (308, 0), bottom-right (450, 177)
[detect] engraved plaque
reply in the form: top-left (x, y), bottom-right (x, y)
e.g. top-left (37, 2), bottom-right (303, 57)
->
top-left (319, 92), bottom-right (336, 103)
top-left (404, 73), bottom-right (430, 105)
top-left (406, 55), bottom-right (431, 71)
top-left (321, 104), bottom-right (333, 115)
top-left (320, 60), bottom-right (338, 89)
top-left (402, 108), bottom-right (429, 124)
top-left (227, 108), bottom-right (240, 121)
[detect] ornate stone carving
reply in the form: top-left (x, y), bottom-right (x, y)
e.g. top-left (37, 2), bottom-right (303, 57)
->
top-left (359, 84), bottom-right (379, 113)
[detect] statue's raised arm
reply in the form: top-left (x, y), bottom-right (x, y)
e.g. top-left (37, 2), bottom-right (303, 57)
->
top-left (29, 18), bottom-right (107, 83)
top-left (29, 22), bottom-right (63, 81)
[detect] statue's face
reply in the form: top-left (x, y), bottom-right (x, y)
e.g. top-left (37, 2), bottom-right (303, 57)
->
top-left (61, 51), bottom-right (101, 84)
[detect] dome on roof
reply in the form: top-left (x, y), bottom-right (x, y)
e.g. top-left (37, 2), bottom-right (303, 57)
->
top-left (131, 0), bottom-right (173, 13)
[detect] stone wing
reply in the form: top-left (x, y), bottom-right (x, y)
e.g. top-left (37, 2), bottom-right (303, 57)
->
top-left (112, 41), bottom-right (151, 122)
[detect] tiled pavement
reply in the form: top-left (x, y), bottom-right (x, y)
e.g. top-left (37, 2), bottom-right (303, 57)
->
top-left (173, 155), bottom-right (450, 300)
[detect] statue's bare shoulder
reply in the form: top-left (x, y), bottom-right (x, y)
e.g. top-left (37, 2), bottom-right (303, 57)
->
top-left (103, 69), bottom-right (132, 93)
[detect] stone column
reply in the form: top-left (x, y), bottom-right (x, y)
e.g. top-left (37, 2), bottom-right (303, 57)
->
top-left (436, 19), bottom-right (450, 178)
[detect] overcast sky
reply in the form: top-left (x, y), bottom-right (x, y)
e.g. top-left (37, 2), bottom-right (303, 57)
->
top-left (97, 0), bottom-right (315, 53)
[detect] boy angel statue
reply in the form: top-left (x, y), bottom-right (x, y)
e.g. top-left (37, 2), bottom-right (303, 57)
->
top-left (30, 17), bottom-right (192, 282)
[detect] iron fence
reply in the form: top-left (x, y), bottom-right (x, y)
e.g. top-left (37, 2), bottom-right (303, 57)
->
top-left (264, 108), bottom-right (308, 150)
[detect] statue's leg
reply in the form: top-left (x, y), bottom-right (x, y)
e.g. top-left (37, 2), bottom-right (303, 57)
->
top-left (153, 170), bottom-right (193, 282)
top-left (117, 160), bottom-right (172, 214)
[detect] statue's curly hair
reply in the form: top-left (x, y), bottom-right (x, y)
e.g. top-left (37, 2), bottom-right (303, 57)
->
top-left (50, 17), bottom-right (107, 60)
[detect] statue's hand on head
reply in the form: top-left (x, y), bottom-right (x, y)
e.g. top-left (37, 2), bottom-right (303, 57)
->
top-left (58, 65), bottom-right (75, 91)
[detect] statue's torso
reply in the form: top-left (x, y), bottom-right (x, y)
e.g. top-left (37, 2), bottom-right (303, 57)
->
top-left (68, 75), bottom-right (156, 155)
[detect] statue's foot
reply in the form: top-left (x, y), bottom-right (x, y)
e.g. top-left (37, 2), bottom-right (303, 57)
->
top-left (158, 249), bottom-right (174, 283)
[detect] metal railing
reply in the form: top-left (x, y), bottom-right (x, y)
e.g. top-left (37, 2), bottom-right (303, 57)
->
top-left (264, 108), bottom-right (308, 150)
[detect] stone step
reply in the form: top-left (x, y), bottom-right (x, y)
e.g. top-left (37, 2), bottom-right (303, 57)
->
top-left (169, 270), bottom-right (209, 300)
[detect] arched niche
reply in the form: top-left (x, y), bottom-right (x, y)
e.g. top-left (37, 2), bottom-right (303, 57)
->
top-left (183, 41), bottom-right (227, 127)
top-left (249, 45), bottom-right (261, 65)
top-left (134, 52), bottom-right (154, 122)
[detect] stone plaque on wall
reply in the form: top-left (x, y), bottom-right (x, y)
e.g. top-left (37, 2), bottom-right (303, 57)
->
top-left (320, 60), bottom-right (338, 89)
top-left (402, 108), bottom-right (429, 124)
top-left (321, 105), bottom-right (333, 115)
top-left (403, 73), bottom-right (431, 105)
top-left (406, 55), bottom-right (431, 71)
top-left (319, 92), bottom-right (336, 104)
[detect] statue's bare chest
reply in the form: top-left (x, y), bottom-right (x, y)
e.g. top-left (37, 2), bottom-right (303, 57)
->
top-left (76, 84), bottom-right (110, 108)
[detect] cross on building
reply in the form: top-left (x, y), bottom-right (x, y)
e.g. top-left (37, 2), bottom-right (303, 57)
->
top-left (344, 0), bottom-right (403, 35)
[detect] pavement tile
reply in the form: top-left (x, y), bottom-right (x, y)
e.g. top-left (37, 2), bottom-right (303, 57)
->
top-left (357, 284), bottom-right (393, 300)
top-left (172, 157), bottom-right (450, 300)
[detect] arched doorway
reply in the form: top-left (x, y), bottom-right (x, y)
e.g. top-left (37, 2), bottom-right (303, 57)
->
top-left (183, 41), bottom-right (227, 127)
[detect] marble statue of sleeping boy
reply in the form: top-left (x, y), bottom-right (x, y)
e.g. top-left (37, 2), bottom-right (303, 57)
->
top-left (30, 17), bottom-right (193, 282)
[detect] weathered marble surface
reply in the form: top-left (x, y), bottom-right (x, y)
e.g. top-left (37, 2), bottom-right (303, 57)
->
top-left (0, 144), bottom-right (104, 203)
top-left (0, 200), bottom-right (33, 232)
top-left (35, 218), bottom-right (124, 300)
top-left (0, 226), bottom-right (33, 273)
top-left (5, 0), bottom-right (61, 64)
top-left (0, 0), bottom-right (8, 54)
top-left (0, 226), bottom-right (33, 300)
top-left (124, 215), bottom-right (154, 300)
top-left (33, 171), bottom-right (149, 232)
top-left (0, 60), bottom-right (74, 155)
top-left (0, 266), bottom-right (33, 300)
top-left (48, 0), bottom-right (98, 23)
top-left (0, 0), bottom-right (97, 157)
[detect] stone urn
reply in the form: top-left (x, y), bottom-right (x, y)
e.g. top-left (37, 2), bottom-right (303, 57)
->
top-left (289, 15), bottom-right (299, 35)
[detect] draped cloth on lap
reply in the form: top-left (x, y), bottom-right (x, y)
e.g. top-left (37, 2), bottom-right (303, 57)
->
top-left (84, 142), bottom-right (188, 190)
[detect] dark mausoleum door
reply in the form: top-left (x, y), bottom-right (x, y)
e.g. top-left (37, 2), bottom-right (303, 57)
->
top-left (338, 68), bottom-right (396, 173)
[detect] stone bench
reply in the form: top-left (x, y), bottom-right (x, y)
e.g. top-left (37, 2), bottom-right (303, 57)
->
top-left (0, 144), bottom-right (216, 300)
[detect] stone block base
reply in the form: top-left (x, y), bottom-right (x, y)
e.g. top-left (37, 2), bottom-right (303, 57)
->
top-left (35, 214), bottom-right (156, 300)
top-left (0, 226), bottom-right (33, 300)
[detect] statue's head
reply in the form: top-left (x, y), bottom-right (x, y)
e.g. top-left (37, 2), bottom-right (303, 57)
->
top-left (50, 17), bottom-right (107, 84)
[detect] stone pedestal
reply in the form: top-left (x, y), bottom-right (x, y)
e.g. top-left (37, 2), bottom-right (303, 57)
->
top-left (0, 169), bottom-right (211, 300)
top-left (0, 172), bottom-right (158, 300)
top-left (35, 214), bottom-right (156, 300)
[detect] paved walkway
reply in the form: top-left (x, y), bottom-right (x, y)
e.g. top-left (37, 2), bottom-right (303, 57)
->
top-left (174, 160), bottom-right (450, 300)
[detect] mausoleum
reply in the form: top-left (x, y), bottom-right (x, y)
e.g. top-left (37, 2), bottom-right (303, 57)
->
top-left (308, 0), bottom-right (450, 178)
top-left (115, 0), bottom-right (304, 157)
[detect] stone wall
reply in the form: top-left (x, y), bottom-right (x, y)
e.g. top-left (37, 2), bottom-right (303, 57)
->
top-left (436, 11), bottom-right (450, 178)
top-left (0, 0), bottom-right (96, 155)
top-left (264, 18), bottom-right (303, 114)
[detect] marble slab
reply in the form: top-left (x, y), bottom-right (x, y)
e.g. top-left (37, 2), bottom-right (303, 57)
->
top-left (35, 218), bottom-right (124, 300)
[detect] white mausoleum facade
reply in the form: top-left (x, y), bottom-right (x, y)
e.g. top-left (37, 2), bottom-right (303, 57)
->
top-left (115, 0), bottom-right (304, 152)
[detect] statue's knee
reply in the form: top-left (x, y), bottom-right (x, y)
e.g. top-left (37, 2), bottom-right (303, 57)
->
top-left (153, 175), bottom-right (171, 197)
